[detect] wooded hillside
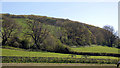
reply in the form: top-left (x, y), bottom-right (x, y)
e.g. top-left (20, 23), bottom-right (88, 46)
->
top-left (1, 13), bottom-right (120, 53)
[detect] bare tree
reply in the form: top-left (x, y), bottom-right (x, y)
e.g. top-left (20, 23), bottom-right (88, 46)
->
top-left (103, 25), bottom-right (116, 47)
top-left (25, 19), bottom-right (49, 49)
top-left (103, 25), bottom-right (115, 33)
top-left (2, 16), bottom-right (20, 45)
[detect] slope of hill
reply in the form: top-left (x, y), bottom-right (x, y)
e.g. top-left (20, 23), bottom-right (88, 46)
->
top-left (1, 13), bottom-right (120, 64)
top-left (1, 13), bottom-right (120, 53)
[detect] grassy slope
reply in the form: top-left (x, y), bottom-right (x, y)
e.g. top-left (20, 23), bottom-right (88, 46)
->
top-left (1, 47), bottom-right (118, 60)
top-left (71, 45), bottom-right (119, 54)
top-left (14, 18), bottom-right (64, 37)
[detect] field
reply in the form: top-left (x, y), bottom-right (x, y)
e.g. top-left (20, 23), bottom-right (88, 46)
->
top-left (71, 45), bottom-right (119, 54)
top-left (1, 46), bottom-right (119, 60)
top-left (1, 45), bottom-right (120, 64)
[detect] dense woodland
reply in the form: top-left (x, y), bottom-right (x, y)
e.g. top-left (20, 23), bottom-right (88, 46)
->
top-left (1, 13), bottom-right (120, 53)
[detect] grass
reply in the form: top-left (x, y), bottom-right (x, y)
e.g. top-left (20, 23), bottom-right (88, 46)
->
top-left (1, 46), bottom-right (119, 60)
top-left (2, 48), bottom-right (71, 58)
top-left (14, 18), bottom-right (65, 38)
top-left (14, 18), bottom-right (28, 27)
top-left (71, 45), bottom-right (119, 54)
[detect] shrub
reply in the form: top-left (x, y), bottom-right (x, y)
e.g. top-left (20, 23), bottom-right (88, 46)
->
top-left (8, 37), bottom-right (30, 49)
top-left (2, 56), bottom-right (118, 64)
top-left (8, 37), bottom-right (21, 48)
top-left (43, 34), bottom-right (70, 53)
top-left (20, 39), bottom-right (30, 49)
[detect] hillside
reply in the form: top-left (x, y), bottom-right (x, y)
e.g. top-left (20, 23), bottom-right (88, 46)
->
top-left (1, 13), bottom-right (120, 53)
top-left (1, 13), bottom-right (120, 64)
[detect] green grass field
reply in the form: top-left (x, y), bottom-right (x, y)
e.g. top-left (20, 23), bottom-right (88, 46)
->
top-left (1, 46), bottom-right (119, 60)
top-left (71, 45), bottom-right (119, 54)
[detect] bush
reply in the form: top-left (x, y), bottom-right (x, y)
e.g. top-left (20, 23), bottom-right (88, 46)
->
top-left (2, 56), bottom-right (118, 64)
top-left (8, 37), bottom-right (30, 49)
top-left (54, 44), bottom-right (70, 53)
top-left (43, 34), bottom-right (70, 53)
top-left (8, 37), bottom-right (21, 48)
top-left (20, 39), bottom-right (30, 49)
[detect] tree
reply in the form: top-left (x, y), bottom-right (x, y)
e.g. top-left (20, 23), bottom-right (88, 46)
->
top-left (2, 16), bottom-right (20, 45)
top-left (103, 25), bottom-right (116, 47)
top-left (103, 25), bottom-right (115, 33)
top-left (25, 19), bottom-right (49, 49)
top-left (64, 22), bottom-right (92, 46)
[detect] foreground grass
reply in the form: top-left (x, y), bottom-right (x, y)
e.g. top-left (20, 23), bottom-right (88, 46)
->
top-left (71, 45), bottom-right (119, 54)
top-left (1, 47), bottom-right (119, 60)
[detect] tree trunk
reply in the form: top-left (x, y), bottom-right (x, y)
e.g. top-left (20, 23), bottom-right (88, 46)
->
top-left (2, 38), bottom-right (7, 46)
top-left (34, 40), bottom-right (40, 49)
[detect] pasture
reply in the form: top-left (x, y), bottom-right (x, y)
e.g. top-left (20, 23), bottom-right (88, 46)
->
top-left (71, 45), bottom-right (119, 54)
top-left (1, 46), bottom-right (119, 60)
